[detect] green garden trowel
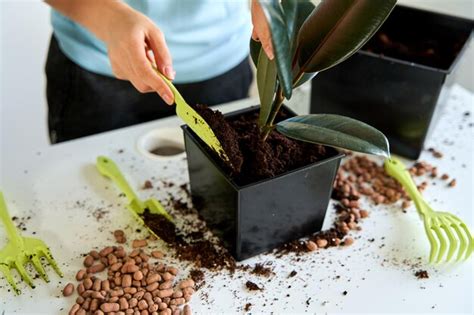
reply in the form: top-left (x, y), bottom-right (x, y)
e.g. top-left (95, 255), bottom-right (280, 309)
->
top-left (96, 156), bottom-right (173, 237)
top-left (156, 70), bottom-right (231, 165)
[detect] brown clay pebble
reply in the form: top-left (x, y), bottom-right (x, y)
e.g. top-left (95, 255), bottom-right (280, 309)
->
top-left (83, 255), bottom-right (94, 268)
top-left (132, 239), bottom-right (148, 248)
top-left (441, 174), bottom-right (449, 180)
top-left (343, 237), bottom-right (354, 246)
top-left (183, 305), bottom-right (192, 315)
top-left (448, 179), bottom-right (456, 187)
top-left (151, 251), bottom-right (164, 259)
top-left (76, 269), bottom-right (87, 281)
top-left (88, 263), bottom-right (106, 274)
top-left (100, 303), bottom-right (120, 312)
top-left (69, 304), bottom-right (80, 315)
top-left (306, 240), bottom-right (318, 251)
top-left (63, 283), bottom-right (75, 297)
top-left (316, 239), bottom-right (328, 248)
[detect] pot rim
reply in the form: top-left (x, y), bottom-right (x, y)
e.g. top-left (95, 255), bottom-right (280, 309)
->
top-left (181, 105), bottom-right (345, 191)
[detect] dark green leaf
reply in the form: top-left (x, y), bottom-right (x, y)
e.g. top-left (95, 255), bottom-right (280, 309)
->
top-left (293, 72), bottom-right (317, 88)
top-left (296, 0), bottom-right (396, 73)
top-left (250, 38), bottom-right (262, 67)
top-left (282, 0), bottom-right (315, 56)
top-left (276, 114), bottom-right (390, 157)
top-left (257, 49), bottom-right (277, 127)
top-left (259, 0), bottom-right (293, 99)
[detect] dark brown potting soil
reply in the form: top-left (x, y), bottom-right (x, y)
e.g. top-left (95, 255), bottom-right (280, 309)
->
top-left (193, 104), bottom-right (243, 173)
top-left (245, 281), bottom-right (262, 291)
top-left (141, 209), bottom-right (237, 272)
top-left (193, 104), bottom-right (329, 185)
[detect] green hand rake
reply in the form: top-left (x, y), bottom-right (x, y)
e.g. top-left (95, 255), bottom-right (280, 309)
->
top-left (0, 191), bottom-right (63, 294)
top-left (384, 158), bottom-right (473, 263)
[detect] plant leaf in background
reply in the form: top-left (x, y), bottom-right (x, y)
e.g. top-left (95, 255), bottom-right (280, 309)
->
top-left (296, 0), bottom-right (396, 73)
top-left (250, 38), bottom-right (261, 67)
top-left (276, 114), bottom-right (390, 158)
top-left (256, 49), bottom-right (278, 128)
top-left (259, 0), bottom-right (293, 99)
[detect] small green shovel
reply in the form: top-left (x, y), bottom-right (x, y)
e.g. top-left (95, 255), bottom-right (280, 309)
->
top-left (155, 70), bottom-right (232, 166)
top-left (96, 156), bottom-right (173, 237)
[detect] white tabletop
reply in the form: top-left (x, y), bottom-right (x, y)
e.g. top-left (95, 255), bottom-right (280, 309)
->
top-left (0, 86), bottom-right (473, 314)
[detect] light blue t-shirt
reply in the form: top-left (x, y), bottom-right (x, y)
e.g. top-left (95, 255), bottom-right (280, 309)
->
top-left (51, 0), bottom-right (251, 84)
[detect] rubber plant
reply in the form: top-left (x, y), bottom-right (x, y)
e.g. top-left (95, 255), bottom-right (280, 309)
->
top-left (252, 0), bottom-right (397, 157)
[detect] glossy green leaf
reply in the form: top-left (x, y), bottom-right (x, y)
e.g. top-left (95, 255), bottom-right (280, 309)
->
top-left (257, 49), bottom-right (277, 127)
top-left (293, 72), bottom-right (317, 88)
top-left (250, 38), bottom-right (261, 67)
top-left (276, 114), bottom-right (390, 157)
top-left (296, 0), bottom-right (396, 73)
top-left (282, 0), bottom-right (315, 56)
top-left (259, 0), bottom-right (292, 99)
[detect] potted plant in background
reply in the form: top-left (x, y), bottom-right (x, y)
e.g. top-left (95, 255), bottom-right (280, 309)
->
top-left (182, 0), bottom-right (396, 260)
top-left (310, 5), bottom-right (473, 159)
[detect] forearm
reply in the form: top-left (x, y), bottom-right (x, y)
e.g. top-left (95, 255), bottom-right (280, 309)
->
top-left (44, 0), bottom-right (132, 42)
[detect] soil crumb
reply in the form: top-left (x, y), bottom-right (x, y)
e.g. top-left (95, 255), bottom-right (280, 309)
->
top-left (415, 270), bottom-right (429, 279)
top-left (194, 105), bottom-right (330, 185)
top-left (142, 180), bottom-right (153, 189)
top-left (245, 281), bottom-right (262, 291)
top-left (244, 303), bottom-right (252, 312)
top-left (251, 263), bottom-right (274, 277)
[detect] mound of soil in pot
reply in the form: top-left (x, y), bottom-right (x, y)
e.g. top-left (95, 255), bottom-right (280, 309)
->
top-left (194, 104), bottom-right (329, 185)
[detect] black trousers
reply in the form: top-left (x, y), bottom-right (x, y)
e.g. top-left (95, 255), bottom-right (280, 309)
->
top-left (45, 36), bottom-right (253, 143)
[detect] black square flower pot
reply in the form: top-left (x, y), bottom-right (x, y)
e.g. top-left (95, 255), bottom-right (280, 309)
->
top-left (310, 5), bottom-right (473, 160)
top-left (181, 105), bottom-right (343, 261)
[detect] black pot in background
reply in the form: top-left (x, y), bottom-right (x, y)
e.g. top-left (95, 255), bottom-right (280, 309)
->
top-left (182, 106), bottom-right (343, 261)
top-left (310, 5), bottom-right (473, 160)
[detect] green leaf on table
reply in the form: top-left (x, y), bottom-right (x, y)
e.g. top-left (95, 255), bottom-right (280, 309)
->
top-left (276, 114), bottom-right (390, 157)
top-left (296, 0), bottom-right (396, 73)
top-left (256, 49), bottom-right (277, 127)
top-left (259, 0), bottom-right (292, 99)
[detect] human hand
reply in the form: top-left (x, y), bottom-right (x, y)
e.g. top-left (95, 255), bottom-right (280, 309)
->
top-left (251, 0), bottom-right (274, 60)
top-left (103, 5), bottom-right (175, 104)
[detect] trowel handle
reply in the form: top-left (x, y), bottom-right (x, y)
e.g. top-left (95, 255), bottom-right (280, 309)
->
top-left (96, 156), bottom-right (139, 205)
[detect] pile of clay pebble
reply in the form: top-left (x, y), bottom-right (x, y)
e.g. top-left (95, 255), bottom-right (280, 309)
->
top-left (63, 230), bottom-right (194, 315)
top-left (303, 155), bottom-right (451, 251)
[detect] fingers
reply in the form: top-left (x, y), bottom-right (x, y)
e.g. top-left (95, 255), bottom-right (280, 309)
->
top-left (251, 0), bottom-right (274, 60)
top-left (147, 28), bottom-right (175, 80)
top-left (128, 41), bottom-right (174, 105)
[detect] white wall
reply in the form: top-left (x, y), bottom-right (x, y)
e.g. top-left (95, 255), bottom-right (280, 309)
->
top-left (1, 0), bottom-right (473, 159)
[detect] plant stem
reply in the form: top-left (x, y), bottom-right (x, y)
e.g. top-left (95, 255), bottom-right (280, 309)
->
top-left (261, 86), bottom-right (285, 141)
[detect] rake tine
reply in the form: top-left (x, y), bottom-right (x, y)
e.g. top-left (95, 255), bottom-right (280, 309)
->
top-left (424, 218), bottom-right (438, 263)
top-left (13, 261), bottom-right (35, 288)
top-left (39, 248), bottom-right (63, 277)
top-left (0, 264), bottom-right (20, 295)
top-left (432, 226), bottom-right (447, 263)
top-left (31, 254), bottom-right (49, 283)
top-left (439, 217), bottom-right (457, 262)
top-left (446, 214), bottom-right (468, 261)
top-left (458, 222), bottom-right (473, 261)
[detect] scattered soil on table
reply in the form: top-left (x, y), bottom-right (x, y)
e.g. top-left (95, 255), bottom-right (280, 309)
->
top-left (142, 180), bottom-right (153, 189)
top-left (141, 209), bottom-right (237, 272)
top-left (193, 104), bottom-right (330, 185)
top-left (415, 270), bottom-right (429, 279)
top-left (250, 263), bottom-right (274, 277)
top-left (189, 269), bottom-right (205, 289)
top-left (245, 281), bottom-right (262, 291)
top-left (288, 270), bottom-right (297, 278)
top-left (244, 303), bottom-right (252, 311)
